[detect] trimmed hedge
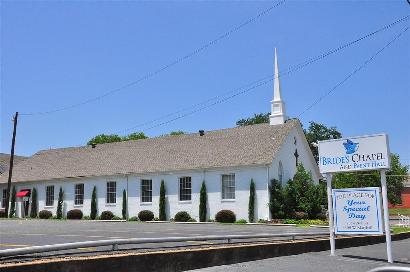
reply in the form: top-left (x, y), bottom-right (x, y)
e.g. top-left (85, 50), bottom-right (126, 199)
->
top-left (138, 210), bottom-right (154, 221)
top-left (174, 211), bottom-right (191, 222)
top-left (39, 210), bottom-right (53, 219)
top-left (215, 210), bottom-right (236, 223)
top-left (100, 210), bottom-right (114, 220)
top-left (67, 209), bottom-right (83, 220)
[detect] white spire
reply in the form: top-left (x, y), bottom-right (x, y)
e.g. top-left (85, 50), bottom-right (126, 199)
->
top-left (269, 48), bottom-right (287, 125)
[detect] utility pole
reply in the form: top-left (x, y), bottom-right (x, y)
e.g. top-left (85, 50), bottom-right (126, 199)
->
top-left (5, 112), bottom-right (18, 217)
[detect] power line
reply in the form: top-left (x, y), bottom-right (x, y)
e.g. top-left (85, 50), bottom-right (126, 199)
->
top-left (297, 26), bottom-right (409, 118)
top-left (117, 15), bottom-right (410, 133)
top-left (20, 0), bottom-right (286, 116)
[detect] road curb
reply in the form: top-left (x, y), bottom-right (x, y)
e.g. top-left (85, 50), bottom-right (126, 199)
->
top-left (1, 232), bottom-right (409, 272)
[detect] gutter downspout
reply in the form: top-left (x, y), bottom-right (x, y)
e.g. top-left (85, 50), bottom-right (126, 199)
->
top-left (266, 165), bottom-right (271, 221)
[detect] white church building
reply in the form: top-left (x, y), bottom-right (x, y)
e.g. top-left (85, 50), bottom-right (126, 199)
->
top-left (0, 50), bottom-right (321, 221)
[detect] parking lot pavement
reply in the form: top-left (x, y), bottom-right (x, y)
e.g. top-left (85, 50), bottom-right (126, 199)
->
top-left (0, 219), bottom-right (326, 250)
top-left (189, 238), bottom-right (410, 272)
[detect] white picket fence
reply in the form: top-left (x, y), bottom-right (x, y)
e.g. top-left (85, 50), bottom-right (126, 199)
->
top-left (397, 214), bottom-right (410, 228)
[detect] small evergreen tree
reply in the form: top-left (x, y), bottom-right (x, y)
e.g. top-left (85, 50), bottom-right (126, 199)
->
top-left (283, 179), bottom-right (297, 217)
top-left (269, 179), bottom-right (285, 219)
top-left (91, 186), bottom-right (97, 219)
top-left (199, 181), bottom-right (207, 222)
top-left (9, 186), bottom-right (16, 218)
top-left (159, 180), bottom-right (166, 221)
top-left (248, 179), bottom-right (255, 222)
top-left (122, 189), bottom-right (127, 219)
top-left (57, 187), bottom-right (64, 219)
top-left (30, 188), bottom-right (38, 218)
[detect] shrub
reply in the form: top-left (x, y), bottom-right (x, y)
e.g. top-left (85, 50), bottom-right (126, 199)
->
top-left (138, 210), bottom-right (154, 221)
top-left (199, 181), bottom-right (207, 222)
top-left (174, 211), bottom-right (191, 222)
top-left (122, 189), bottom-right (127, 220)
top-left (294, 211), bottom-right (308, 220)
top-left (128, 216), bottom-right (139, 221)
top-left (188, 218), bottom-right (197, 222)
top-left (269, 179), bottom-right (285, 219)
top-left (248, 179), bottom-right (255, 223)
top-left (9, 186), bottom-right (16, 217)
top-left (153, 217), bottom-right (160, 221)
top-left (83, 215), bottom-right (91, 220)
top-left (112, 216), bottom-right (122, 220)
top-left (159, 180), bottom-right (166, 221)
top-left (57, 187), bottom-right (64, 219)
top-left (215, 210), bottom-right (236, 223)
top-left (30, 188), bottom-right (38, 218)
top-left (100, 210), bottom-right (114, 220)
top-left (39, 210), bottom-right (53, 219)
top-left (258, 219), bottom-right (268, 223)
top-left (90, 186), bottom-right (97, 220)
top-left (0, 210), bottom-right (6, 218)
top-left (235, 219), bottom-right (247, 224)
top-left (67, 209), bottom-right (83, 220)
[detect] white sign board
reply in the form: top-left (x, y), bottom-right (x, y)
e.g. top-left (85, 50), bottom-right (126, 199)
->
top-left (318, 134), bottom-right (390, 174)
top-left (333, 187), bottom-right (383, 235)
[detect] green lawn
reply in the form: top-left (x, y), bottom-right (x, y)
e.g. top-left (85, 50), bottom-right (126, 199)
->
top-left (391, 226), bottom-right (410, 234)
top-left (389, 208), bottom-right (410, 216)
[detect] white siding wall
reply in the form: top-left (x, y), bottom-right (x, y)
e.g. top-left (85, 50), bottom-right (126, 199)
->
top-left (270, 126), bottom-right (321, 186)
top-left (0, 166), bottom-right (270, 220)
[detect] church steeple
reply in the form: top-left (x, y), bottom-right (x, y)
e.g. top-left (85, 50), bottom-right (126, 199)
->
top-left (269, 48), bottom-right (288, 125)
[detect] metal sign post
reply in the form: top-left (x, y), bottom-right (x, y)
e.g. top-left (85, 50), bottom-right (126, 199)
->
top-left (326, 173), bottom-right (335, 256)
top-left (380, 170), bottom-right (393, 263)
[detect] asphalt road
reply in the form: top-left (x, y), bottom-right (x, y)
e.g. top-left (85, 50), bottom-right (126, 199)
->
top-left (189, 238), bottom-right (410, 272)
top-left (0, 219), bottom-right (325, 250)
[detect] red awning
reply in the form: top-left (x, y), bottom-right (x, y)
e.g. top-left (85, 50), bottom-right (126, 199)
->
top-left (16, 190), bottom-right (30, 197)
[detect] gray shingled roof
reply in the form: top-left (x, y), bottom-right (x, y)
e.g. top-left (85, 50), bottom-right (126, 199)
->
top-left (0, 120), bottom-right (299, 183)
top-left (0, 153), bottom-right (27, 175)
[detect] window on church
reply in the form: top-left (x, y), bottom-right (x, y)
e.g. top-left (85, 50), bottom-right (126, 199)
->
top-left (46, 185), bottom-right (54, 206)
top-left (106, 181), bottom-right (116, 204)
top-left (278, 161), bottom-right (283, 185)
top-left (222, 174), bottom-right (235, 200)
top-left (294, 149), bottom-right (299, 167)
top-left (74, 183), bottom-right (84, 205)
top-left (179, 177), bottom-right (191, 201)
top-left (2, 189), bottom-right (7, 208)
top-left (141, 179), bottom-right (152, 203)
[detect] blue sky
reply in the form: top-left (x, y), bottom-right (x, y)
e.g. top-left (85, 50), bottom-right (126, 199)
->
top-left (1, 1), bottom-right (409, 165)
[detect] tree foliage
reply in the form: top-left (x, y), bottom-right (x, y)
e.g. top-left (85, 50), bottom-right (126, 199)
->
top-left (199, 181), bottom-right (207, 222)
top-left (30, 188), bottom-right (38, 218)
top-left (57, 187), bottom-right (64, 219)
top-left (248, 179), bottom-right (256, 222)
top-left (236, 113), bottom-right (270, 127)
top-left (91, 186), bottom-right (97, 219)
top-left (87, 132), bottom-right (147, 145)
top-left (304, 121), bottom-right (342, 163)
top-left (9, 186), bottom-right (16, 218)
top-left (269, 179), bottom-right (285, 219)
top-left (159, 180), bottom-right (166, 221)
top-left (170, 131), bottom-right (185, 136)
top-left (334, 154), bottom-right (408, 205)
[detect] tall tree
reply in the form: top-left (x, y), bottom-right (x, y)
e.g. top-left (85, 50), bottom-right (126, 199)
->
top-left (236, 113), bottom-right (270, 127)
top-left (159, 180), bottom-right (166, 221)
top-left (125, 132), bottom-right (148, 141)
top-left (30, 188), bottom-right (38, 218)
top-left (334, 154), bottom-right (408, 205)
top-left (122, 189), bottom-right (127, 220)
top-left (199, 181), bottom-right (207, 222)
top-left (248, 179), bottom-right (256, 222)
top-left (9, 186), bottom-right (16, 218)
top-left (304, 121), bottom-right (342, 162)
top-left (90, 186), bottom-right (97, 219)
top-left (57, 187), bottom-right (64, 219)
